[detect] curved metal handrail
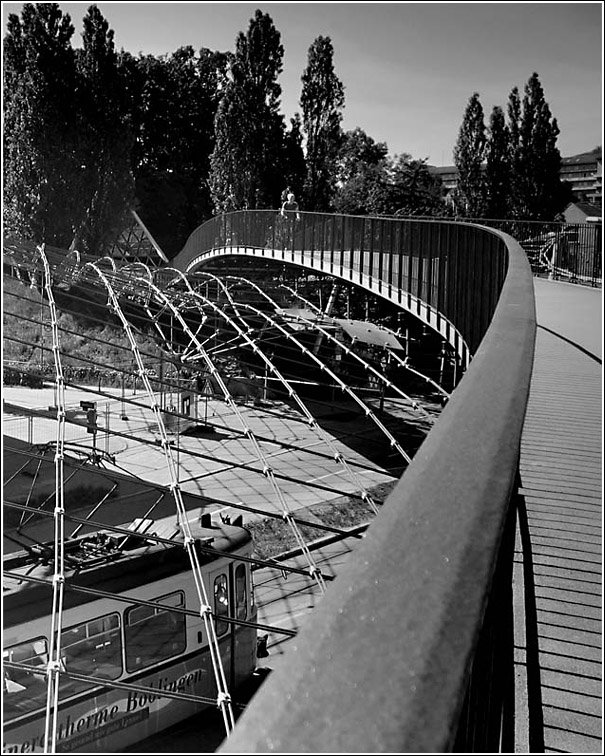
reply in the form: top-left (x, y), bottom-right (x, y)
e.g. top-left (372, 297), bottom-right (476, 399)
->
top-left (174, 210), bottom-right (512, 367)
top-left (196, 217), bottom-right (535, 752)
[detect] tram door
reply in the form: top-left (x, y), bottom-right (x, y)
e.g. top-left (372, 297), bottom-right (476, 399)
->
top-left (229, 561), bottom-right (249, 691)
top-left (209, 566), bottom-right (232, 689)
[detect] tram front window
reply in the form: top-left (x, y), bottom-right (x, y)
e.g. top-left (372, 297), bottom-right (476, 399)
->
top-left (214, 575), bottom-right (229, 636)
top-left (3, 639), bottom-right (48, 719)
top-left (235, 564), bottom-right (247, 620)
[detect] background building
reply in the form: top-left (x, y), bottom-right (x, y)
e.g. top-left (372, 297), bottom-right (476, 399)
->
top-left (428, 147), bottom-right (602, 213)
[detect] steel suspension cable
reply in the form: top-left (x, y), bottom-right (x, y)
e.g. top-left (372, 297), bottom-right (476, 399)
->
top-left (162, 268), bottom-right (379, 514)
top-left (278, 283), bottom-right (450, 399)
top-left (235, 277), bottom-right (430, 418)
top-left (216, 294), bottom-right (413, 466)
top-left (80, 262), bottom-right (236, 734)
top-left (130, 276), bottom-right (327, 595)
top-left (36, 245), bottom-right (68, 754)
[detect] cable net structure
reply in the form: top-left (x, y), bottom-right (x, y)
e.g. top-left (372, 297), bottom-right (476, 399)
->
top-left (3, 237), bottom-right (450, 753)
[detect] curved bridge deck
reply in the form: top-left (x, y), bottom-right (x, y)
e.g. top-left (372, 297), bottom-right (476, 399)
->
top-left (515, 278), bottom-right (602, 752)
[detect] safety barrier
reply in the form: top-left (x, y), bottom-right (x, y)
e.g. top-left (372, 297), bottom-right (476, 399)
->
top-left (175, 211), bottom-right (512, 364)
top-left (176, 213), bottom-right (537, 752)
top-left (453, 217), bottom-right (602, 286)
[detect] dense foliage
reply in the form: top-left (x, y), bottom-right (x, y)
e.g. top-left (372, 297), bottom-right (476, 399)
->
top-left (453, 92), bottom-right (486, 217)
top-left (300, 35), bottom-right (345, 211)
top-left (4, 5), bottom-right (571, 259)
top-left (453, 73), bottom-right (570, 221)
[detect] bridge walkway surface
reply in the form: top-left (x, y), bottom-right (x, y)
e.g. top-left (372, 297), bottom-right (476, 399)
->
top-left (514, 277), bottom-right (602, 753)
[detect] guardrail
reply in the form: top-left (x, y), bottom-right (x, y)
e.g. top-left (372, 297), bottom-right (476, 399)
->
top-left (176, 211), bottom-right (510, 362)
top-left (175, 212), bottom-right (537, 752)
top-left (451, 217), bottom-right (602, 286)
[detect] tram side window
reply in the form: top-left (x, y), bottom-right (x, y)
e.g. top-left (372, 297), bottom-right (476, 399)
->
top-left (214, 575), bottom-right (229, 636)
top-left (125, 591), bottom-right (186, 673)
top-left (235, 564), bottom-right (247, 620)
top-left (60, 613), bottom-right (122, 696)
top-left (3, 638), bottom-right (48, 719)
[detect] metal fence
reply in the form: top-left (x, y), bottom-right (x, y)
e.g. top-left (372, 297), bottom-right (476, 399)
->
top-left (175, 212), bottom-right (537, 752)
top-left (457, 217), bottom-right (602, 286)
top-left (176, 210), bottom-right (509, 358)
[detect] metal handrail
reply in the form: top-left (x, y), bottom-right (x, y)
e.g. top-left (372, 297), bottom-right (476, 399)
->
top-left (176, 213), bottom-right (535, 752)
top-left (175, 211), bottom-right (513, 365)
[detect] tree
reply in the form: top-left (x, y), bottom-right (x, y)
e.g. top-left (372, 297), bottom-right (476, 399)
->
top-left (74, 4), bottom-right (135, 254)
top-left (3, 3), bottom-right (80, 245)
top-left (387, 155), bottom-right (445, 217)
top-left (453, 92), bottom-right (486, 217)
top-left (336, 128), bottom-right (388, 185)
top-left (300, 35), bottom-right (345, 211)
top-left (209, 10), bottom-right (286, 212)
top-left (282, 114), bottom-right (307, 201)
top-left (125, 46), bottom-right (228, 255)
top-left (508, 72), bottom-right (569, 220)
top-left (506, 85), bottom-right (522, 213)
top-left (333, 128), bottom-right (389, 215)
top-left (484, 106), bottom-right (510, 219)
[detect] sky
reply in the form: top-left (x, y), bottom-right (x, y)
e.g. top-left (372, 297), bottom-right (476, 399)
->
top-left (2, 1), bottom-right (603, 165)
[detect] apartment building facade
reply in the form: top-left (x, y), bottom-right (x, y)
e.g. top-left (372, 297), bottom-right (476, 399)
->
top-left (429, 147), bottom-right (602, 209)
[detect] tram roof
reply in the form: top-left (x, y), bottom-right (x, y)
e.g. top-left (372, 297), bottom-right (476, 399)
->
top-left (3, 521), bottom-right (250, 625)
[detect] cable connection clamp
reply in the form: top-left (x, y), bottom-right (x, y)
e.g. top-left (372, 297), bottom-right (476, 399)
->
top-left (199, 604), bottom-right (212, 618)
top-left (216, 691), bottom-right (232, 708)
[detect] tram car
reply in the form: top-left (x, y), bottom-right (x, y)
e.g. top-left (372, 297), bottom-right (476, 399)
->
top-left (3, 518), bottom-right (257, 753)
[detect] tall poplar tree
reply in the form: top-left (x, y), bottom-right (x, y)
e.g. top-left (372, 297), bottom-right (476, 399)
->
top-left (300, 35), bottom-right (345, 211)
top-left (282, 114), bottom-right (307, 200)
top-left (508, 72), bottom-right (568, 220)
top-left (506, 85), bottom-right (522, 215)
top-left (209, 10), bottom-right (285, 212)
top-left (3, 3), bottom-right (80, 245)
top-left (124, 46), bottom-right (228, 255)
top-left (484, 106), bottom-right (510, 219)
top-left (75, 4), bottom-right (134, 254)
top-left (453, 92), bottom-right (486, 217)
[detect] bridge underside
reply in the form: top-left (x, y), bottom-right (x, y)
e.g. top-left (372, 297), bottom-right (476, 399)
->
top-left (185, 246), bottom-right (471, 368)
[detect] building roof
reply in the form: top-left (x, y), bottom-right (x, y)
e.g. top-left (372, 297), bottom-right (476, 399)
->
top-left (428, 165), bottom-right (457, 176)
top-left (429, 148), bottom-right (601, 176)
top-left (565, 201), bottom-right (602, 218)
top-left (561, 148), bottom-right (601, 166)
top-left (335, 319), bottom-right (404, 350)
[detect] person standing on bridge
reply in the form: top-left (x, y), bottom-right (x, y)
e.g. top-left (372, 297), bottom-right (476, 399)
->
top-left (280, 192), bottom-right (301, 221)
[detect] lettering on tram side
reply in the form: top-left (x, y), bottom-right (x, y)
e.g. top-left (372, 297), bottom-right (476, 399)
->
top-left (126, 667), bottom-right (206, 712)
top-left (3, 668), bottom-right (207, 753)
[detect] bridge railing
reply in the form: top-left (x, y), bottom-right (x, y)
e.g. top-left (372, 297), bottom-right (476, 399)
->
top-left (434, 216), bottom-right (602, 286)
top-left (178, 210), bottom-right (510, 356)
top-left (177, 212), bottom-right (537, 752)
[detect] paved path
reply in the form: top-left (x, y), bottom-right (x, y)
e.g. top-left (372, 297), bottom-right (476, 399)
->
top-left (515, 278), bottom-right (602, 752)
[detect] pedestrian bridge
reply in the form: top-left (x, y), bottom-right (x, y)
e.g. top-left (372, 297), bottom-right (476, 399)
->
top-left (5, 208), bottom-right (600, 752)
top-left (173, 210), bottom-right (539, 751)
top-left (173, 210), bottom-right (514, 371)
